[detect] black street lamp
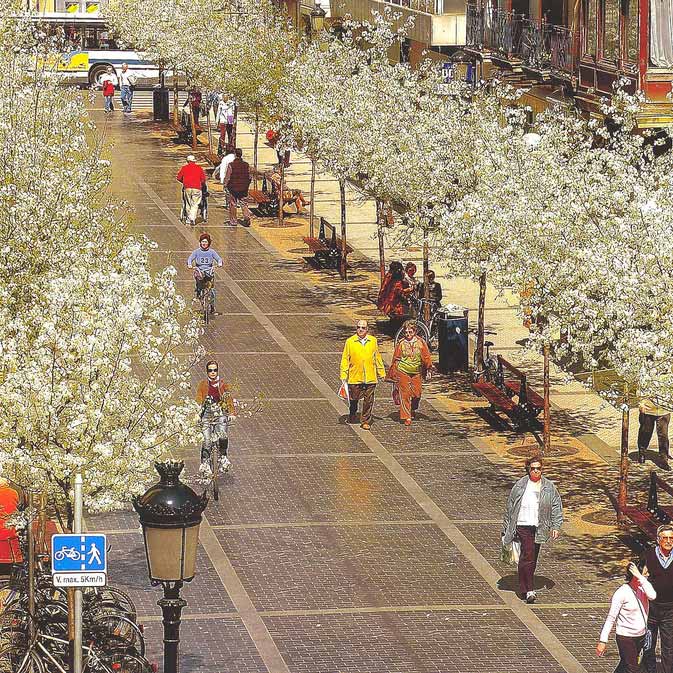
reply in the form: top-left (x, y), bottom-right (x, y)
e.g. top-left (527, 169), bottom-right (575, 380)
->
top-left (310, 2), bottom-right (326, 35)
top-left (133, 461), bottom-right (208, 673)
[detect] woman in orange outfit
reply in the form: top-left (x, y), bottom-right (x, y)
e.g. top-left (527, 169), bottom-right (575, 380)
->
top-left (389, 320), bottom-right (433, 426)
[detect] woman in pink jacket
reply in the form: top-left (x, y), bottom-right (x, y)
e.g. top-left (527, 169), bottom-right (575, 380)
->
top-left (597, 559), bottom-right (656, 672)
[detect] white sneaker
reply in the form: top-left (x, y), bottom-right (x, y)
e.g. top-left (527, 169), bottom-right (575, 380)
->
top-left (525, 591), bottom-right (536, 604)
top-left (219, 456), bottom-right (232, 472)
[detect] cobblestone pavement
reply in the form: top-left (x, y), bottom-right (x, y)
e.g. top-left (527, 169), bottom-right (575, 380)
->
top-left (84, 105), bottom-right (649, 673)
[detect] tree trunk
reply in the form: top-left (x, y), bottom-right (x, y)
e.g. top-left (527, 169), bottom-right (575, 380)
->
top-left (339, 179), bottom-right (347, 281)
top-left (172, 77), bottom-right (179, 126)
top-left (309, 159), bottom-right (316, 238)
top-left (206, 104), bottom-right (213, 155)
top-left (476, 272), bottom-right (487, 373)
top-left (617, 391), bottom-right (630, 523)
top-left (253, 104), bottom-right (259, 190)
top-left (543, 343), bottom-right (551, 454)
top-left (376, 200), bottom-right (385, 284)
top-left (278, 161), bottom-right (285, 226)
top-left (423, 226), bottom-right (430, 323)
top-left (190, 106), bottom-right (197, 152)
top-left (232, 101), bottom-right (238, 148)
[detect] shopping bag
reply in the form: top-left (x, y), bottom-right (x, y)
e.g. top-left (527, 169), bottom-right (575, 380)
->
top-left (511, 540), bottom-right (521, 564)
top-left (500, 537), bottom-right (520, 566)
top-left (338, 381), bottom-right (349, 403)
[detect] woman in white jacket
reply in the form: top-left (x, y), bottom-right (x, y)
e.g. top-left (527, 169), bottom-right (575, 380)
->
top-left (597, 560), bottom-right (656, 672)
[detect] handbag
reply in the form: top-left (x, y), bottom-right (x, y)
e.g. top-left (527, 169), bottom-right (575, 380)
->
top-left (630, 586), bottom-right (653, 654)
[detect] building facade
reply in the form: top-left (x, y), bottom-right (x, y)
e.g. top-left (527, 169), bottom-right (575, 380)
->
top-left (464, 0), bottom-right (673, 126)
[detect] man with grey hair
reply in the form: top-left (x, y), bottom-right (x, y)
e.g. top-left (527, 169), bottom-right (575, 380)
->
top-left (643, 524), bottom-right (673, 673)
top-left (119, 63), bottom-right (137, 113)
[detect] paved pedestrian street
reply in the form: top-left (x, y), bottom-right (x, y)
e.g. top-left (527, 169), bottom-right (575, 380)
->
top-left (86, 105), bottom-right (647, 673)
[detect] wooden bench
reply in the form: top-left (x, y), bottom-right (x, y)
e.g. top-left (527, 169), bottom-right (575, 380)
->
top-left (170, 121), bottom-right (203, 145)
top-left (303, 218), bottom-right (352, 270)
top-left (620, 472), bottom-right (673, 541)
top-left (470, 355), bottom-right (542, 430)
top-left (248, 176), bottom-right (278, 217)
top-left (498, 356), bottom-right (544, 418)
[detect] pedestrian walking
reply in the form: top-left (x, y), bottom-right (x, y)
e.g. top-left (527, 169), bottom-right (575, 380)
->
top-left (223, 148), bottom-right (253, 227)
top-left (119, 63), bottom-right (137, 113)
top-left (416, 270), bottom-right (443, 307)
top-left (216, 95), bottom-right (236, 150)
top-left (189, 86), bottom-right (202, 126)
top-left (641, 524), bottom-right (673, 673)
top-left (597, 560), bottom-right (656, 673)
top-left (638, 398), bottom-right (671, 464)
top-left (339, 320), bottom-right (386, 430)
top-left (100, 66), bottom-right (117, 113)
top-left (501, 455), bottom-right (563, 604)
top-left (388, 320), bottom-right (432, 426)
top-left (177, 155), bottom-right (207, 226)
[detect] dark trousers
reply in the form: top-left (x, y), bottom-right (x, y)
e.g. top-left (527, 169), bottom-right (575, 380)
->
top-left (219, 123), bottom-right (233, 147)
top-left (638, 412), bottom-right (670, 456)
top-left (348, 384), bottom-right (376, 424)
top-left (615, 634), bottom-right (646, 673)
top-left (516, 525), bottom-right (540, 596)
top-left (644, 601), bottom-right (673, 673)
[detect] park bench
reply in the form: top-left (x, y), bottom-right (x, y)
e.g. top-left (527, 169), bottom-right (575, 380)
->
top-left (170, 120), bottom-right (203, 145)
top-left (248, 176), bottom-right (278, 217)
top-left (303, 218), bottom-right (352, 270)
top-left (620, 472), bottom-right (673, 541)
top-left (470, 355), bottom-right (542, 430)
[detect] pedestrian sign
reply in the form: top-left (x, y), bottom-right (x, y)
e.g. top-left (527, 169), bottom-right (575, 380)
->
top-left (51, 534), bottom-right (107, 587)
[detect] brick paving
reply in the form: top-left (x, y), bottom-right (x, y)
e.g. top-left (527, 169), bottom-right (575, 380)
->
top-left (82, 107), bottom-right (637, 673)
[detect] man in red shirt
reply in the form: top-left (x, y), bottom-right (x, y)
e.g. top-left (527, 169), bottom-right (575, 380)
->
top-left (177, 155), bottom-right (207, 226)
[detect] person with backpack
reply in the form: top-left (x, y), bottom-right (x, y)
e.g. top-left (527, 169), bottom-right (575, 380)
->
top-left (597, 559), bottom-right (656, 672)
top-left (223, 148), bottom-right (253, 227)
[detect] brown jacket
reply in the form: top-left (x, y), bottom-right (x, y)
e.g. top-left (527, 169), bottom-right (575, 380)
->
top-left (196, 379), bottom-right (235, 413)
top-left (224, 158), bottom-right (251, 195)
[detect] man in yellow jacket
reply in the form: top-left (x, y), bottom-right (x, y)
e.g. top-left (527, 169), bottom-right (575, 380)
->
top-left (340, 320), bottom-right (386, 430)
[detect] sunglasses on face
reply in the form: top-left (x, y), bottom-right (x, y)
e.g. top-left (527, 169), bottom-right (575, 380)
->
top-left (207, 368), bottom-right (218, 373)
top-left (529, 466), bottom-right (542, 472)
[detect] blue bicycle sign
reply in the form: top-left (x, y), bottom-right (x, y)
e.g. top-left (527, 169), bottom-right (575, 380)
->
top-left (51, 534), bottom-right (107, 574)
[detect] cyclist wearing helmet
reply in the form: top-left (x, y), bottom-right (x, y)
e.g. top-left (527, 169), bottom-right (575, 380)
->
top-left (187, 233), bottom-right (223, 314)
top-left (196, 360), bottom-right (235, 472)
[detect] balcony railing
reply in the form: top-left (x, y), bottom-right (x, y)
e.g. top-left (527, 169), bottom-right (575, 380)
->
top-left (385, 0), bottom-right (437, 15)
top-left (466, 3), bottom-right (576, 77)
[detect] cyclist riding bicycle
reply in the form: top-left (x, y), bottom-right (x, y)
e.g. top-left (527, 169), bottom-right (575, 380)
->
top-left (196, 360), bottom-right (235, 473)
top-left (187, 233), bottom-right (223, 315)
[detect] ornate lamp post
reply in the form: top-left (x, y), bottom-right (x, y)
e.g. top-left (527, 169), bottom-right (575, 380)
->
top-left (133, 461), bottom-right (207, 673)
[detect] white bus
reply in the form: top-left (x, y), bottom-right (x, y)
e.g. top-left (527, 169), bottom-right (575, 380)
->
top-left (33, 13), bottom-right (161, 87)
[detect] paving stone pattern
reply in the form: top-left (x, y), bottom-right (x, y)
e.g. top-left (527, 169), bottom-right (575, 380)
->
top-left (91, 111), bottom-right (624, 673)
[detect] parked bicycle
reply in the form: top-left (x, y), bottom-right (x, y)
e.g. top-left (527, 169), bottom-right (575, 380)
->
top-left (394, 297), bottom-right (439, 350)
top-left (471, 330), bottom-right (498, 383)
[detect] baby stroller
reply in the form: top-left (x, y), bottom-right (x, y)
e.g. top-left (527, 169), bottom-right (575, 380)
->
top-left (199, 183), bottom-right (209, 223)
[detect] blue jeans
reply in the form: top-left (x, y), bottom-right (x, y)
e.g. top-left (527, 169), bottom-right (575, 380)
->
top-left (120, 85), bottom-right (133, 112)
top-left (104, 95), bottom-right (114, 112)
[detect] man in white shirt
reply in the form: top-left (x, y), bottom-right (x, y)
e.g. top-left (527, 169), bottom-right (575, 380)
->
top-left (502, 455), bottom-right (563, 604)
top-left (213, 146), bottom-right (236, 185)
top-left (119, 63), bottom-right (137, 113)
top-left (216, 95), bottom-right (236, 149)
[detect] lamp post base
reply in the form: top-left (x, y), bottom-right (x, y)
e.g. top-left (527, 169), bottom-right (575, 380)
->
top-left (158, 582), bottom-right (186, 673)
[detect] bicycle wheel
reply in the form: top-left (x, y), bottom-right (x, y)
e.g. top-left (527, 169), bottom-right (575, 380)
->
top-left (202, 293), bottom-right (210, 325)
top-left (99, 652), bottom-right (154, 673)
top-left (210, 439), bottom-right (219, 502)
top-left (394, 320), bottom-right (431, 348)
top-left (87, 586), bottom-right (137, 623)
top-left (0, 644), bottom-right (45, 673)
top-left (88, 613), bottom-right (145, 657)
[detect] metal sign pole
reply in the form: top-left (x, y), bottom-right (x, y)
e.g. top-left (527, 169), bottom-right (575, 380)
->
top-left (73, 473), bottom-right (83, 673)
top-left (27, 492), bottom-right (35, 639)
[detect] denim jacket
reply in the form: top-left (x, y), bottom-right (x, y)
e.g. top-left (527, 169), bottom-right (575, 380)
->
top-left (502, 475), bottom-right (563, 545)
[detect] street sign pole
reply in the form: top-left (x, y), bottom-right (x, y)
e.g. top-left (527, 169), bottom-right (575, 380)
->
top-left (73, 473), bottom-right (83, 673)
